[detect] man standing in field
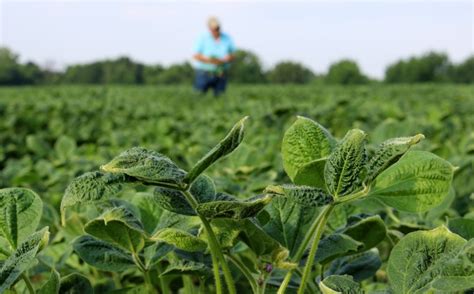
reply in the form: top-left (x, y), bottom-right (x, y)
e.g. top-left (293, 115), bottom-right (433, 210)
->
top-left (193, 17), bottom-right (236, 96)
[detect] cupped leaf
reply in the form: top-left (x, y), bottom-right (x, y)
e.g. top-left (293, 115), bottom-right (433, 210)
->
top-left (326, 249), bottom-right (382, 282)
top-left (369, 151), bottom-right (454, 212)
top-left (320, 275), bottom-right (363, 294)
top-left (59, 273), bottom-right (93, 294)
top-left (293, 158), bottom-right (327, 189)
top-left (325, 129), bottom-right (367, 197)
top-left (84, 206), bottom-right (146, 253)
top-left (387, 226), bottom-right (474, 294)
top-left (101, 147), bottom-right (185, 185)
top-left (73, 235), bottom-right (136, 272)
top-left (184, 116), bottom-right (248, 185)
top-left (0, 188), bottom-right (43, 248)
top-left (151, 228), bottom-right (207, 252)
top-left (282, 116), bottom-right (335, 180)
top-left (366, 134), bottom-right (424, 183)
top-left (60, 171), bottom-right (128, 225)
top-left (0, 227), bottom-right (50, 293)
top-left (196, 194), bottom-right (273, 219)
top-left (448, 218), bottom-right (474, 240)
top-left (154, 175), bottom-right (216, 216)
top-left (38, 268), bottom-right (60, 294)
top-left (161, 260), bottom-right (211, 277)
top-left (265, 184), bottom-right (333, 207)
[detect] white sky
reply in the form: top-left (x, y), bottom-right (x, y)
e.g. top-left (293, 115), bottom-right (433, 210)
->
top-left (1, 0), bottom-right (473, 78)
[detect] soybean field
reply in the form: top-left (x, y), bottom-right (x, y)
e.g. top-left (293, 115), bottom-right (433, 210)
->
top-left (0, 84), bottom-right (473, 293)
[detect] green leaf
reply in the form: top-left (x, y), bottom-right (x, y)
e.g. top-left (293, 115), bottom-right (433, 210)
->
top-left (0, 227), bottom-right (50, 293)
top-left (38, 269), bottom-right (60, 294)
top-left (130, 192), bottom-right (165, 234)
top-left (239, 219), bottom-right (294, 269)
top-left (101, 147), bottom-right (185, 185)
top-left (59, 273), bottom-right (93, 294)
top-left (387, 226), bottom-right (474, 293)
top-left (154, 175), bottom-right (216, 216)
top-left (315, 233), bottom-right (363, 264)
top-left (326, 249), bottom-right (382, 282)
top-left (325, 129), bottom-right (367, 197)
top-left (151, 228), bottom-right (207, 252)
top-left (293, 158), bottom-right (327, 189)
top-left (161, 260), bottom-right (211, 277)
top-left (196, 194), bottom-right (273, 219)
top-left (320, 275), bottom-right (363, 294)
top-left (203, 219), bottom-right (242, 249)
top-left (265, 184), bottom-right (333, 207)
top-left (144, 243), bottom-right (172, 268)
top-left (448, 218), bottom-right (474, 241)
top-left (316, 214), bottom-right (386, 264)
top-left (107, 286), bottom-right (148, 293)
top-left (340, 214), bottom-right (387, 251)
top-left (84, 206), bottom-right (146, 253)
top-left (369, 151), bottom-right (454, 212)
top-left (54, 135), bottom-right (76, 162)
top-left (60, 171), bottom-right (128, 225)
top-left (366, 134), bottom-right (424, 183)
top-left (184, 116), bottom-right (248, 185)
top-left (73, 235), bottom-right (136, 272)
top-left (263, 197), bottom-right (319, 256)
top-left (0, 188), bottom-right (43, 249)
top-left (282, 116), bottom-right (335, 181)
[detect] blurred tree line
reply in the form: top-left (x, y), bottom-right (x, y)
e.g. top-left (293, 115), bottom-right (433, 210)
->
top-left (1, 47), bottom-right (473, 86)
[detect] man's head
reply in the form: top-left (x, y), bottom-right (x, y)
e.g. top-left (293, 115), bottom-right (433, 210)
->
top-left (207, 16), bottom-right (221, 39)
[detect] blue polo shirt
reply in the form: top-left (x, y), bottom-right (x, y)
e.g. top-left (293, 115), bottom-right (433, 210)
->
top-left (193, 31), bottom-right (236, 72)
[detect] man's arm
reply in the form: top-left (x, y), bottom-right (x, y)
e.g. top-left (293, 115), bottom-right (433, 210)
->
top-left (193, 53), bottom-right (225, 65)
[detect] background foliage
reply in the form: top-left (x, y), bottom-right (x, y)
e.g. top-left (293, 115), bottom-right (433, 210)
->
top-left (1, 47), bottom-right (473, 85)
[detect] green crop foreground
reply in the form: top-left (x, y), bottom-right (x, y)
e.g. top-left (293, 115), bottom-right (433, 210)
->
top-left (0, 85), bottom-right (473, 293)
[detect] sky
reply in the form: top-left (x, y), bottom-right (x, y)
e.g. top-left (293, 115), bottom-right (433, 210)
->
top-left (0, 0), bottom-right (473, 78)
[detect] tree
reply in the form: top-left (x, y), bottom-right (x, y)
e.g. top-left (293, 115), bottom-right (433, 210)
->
top-left (449, 55), bottom-right (474, 83)
top-left (102, 57), bottom-right (144, 84)
top-left (267, 61), bottom-right (314, 84)
top-left (0, 47), bottom-right (24, 85)
top-left (228, 49), bottom-right (266, 83)
top-left (385, 52), bottom-right (450, 83)
top-left (325, 59), bottom-right (369, 85)
top-left (63, 62), bottom-right (104, 84)
top-left (156, 62), bottom-right (194, 84)
top-left (143, 65), bottom-right (165, 84)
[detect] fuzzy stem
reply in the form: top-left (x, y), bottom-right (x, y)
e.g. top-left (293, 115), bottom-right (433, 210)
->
top-left (297, 204), bottom-right (335, 294)
top-left (182, 190), bottom-right (236, 294)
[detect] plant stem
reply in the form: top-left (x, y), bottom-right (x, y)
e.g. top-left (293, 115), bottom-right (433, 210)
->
top-left (199, 215), bottom-right (236, 294)
top-left (157, 263), bottom-right (171, 294)
top-left (297, 204), bottom-right (334, 294)
top-left (183, 275), bottom-right (195, 294)
top-left (182, 190), bottom-right (236, 294)
top-left (277, 204), bottom-right (329, 294)
top-left (226, 254), bottom-right (258, 293)
top-left (21, 274), bottom-right (35, 294)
